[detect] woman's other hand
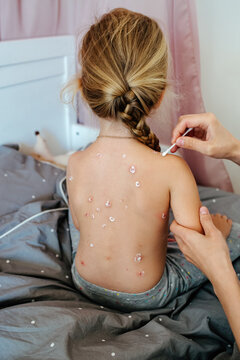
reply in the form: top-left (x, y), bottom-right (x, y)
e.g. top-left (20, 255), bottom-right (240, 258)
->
top-left (171, 113), bottom-right (240, 165)
top-left (170, 206), bottom-right (232, 282)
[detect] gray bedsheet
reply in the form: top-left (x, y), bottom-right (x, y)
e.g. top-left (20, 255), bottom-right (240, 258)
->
top-left (0, 144), bottom-right (240, 360)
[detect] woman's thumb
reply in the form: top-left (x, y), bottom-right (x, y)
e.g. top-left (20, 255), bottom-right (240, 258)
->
top-left (176, 136), bottom-right (205, 153)
top-left (199, 206), bottom-right (214, 235)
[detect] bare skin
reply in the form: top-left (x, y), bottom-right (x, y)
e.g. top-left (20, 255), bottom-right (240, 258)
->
top-left (67, 136), bottom-right (202, 294)
top-left (211, 214), bottom-right (232, 238)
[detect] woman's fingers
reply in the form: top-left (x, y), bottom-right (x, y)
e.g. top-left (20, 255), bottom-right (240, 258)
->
top-left (171, 113), bottom-right (209, 144)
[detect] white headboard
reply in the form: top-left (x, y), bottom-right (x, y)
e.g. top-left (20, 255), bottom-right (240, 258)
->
top-left (0, 35), bottom-right (99, 155)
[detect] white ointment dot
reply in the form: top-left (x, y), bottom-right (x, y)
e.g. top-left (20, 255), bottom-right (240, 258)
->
top-left (134, 253), bottom-right (142, 262)
top-left (105, 200), bottom-right (111, 207)
top-left (135, 181), bottom-right (140, 187)
top-left (91, 214), bottom-right (95, 219)
top-left (125, 205), bottom-right (128, 209)
top-left (88, 196), bottom-right (93, 202)
top-left (122, 154), bottom-right (127, 158)
top-left (102, 224), bottom-right (107, 228)
top-left (212, 199), bottom-right (216, 203)
top-left (6, 259), bottom-right (10, 264)
top-left (161, 213), bottom-right (167, 219)
top-left (96, 208), bottom-right (100, 212)
top-left (42, 179), bottom-right (46, 182)
top-left (129, 165), bottom-right (136, 174)
top-left (109, 217), bottom-right (115, 222)
top-left (68, 176), bottom-right (74, 181)
top-left (50, 342), bottom-right (55, 348)
top-left (32, 195), bottom-right (36, 199)
top-left (31, 320), bottom-right (36, 325)
top-left (4, 173), bottom-right (8, 177)
top-left (90, 243), bottom-right (94, 247)
top-left (96, 152), bottom-right (103, 158)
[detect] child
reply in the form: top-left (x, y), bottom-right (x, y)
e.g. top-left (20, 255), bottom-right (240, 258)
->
top-left (64, 8), bottom-right (237, 312)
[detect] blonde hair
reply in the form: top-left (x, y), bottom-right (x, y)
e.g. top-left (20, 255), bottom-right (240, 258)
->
top-left (61, 8), bottom-right (169, 152)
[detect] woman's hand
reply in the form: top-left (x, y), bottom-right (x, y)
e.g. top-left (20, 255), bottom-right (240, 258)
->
top-left (170, 206), bottom-right (240, 349)
top-left (171, 113), bottom-right (240, 165)
top-left (170, 206), bottom-right (232, 282)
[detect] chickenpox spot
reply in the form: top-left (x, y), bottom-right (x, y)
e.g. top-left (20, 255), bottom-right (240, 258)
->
top-left (105, 200), bottom-right (111, 207)
top-left (137, 270), bottom-right (145, 277)
top-left (125, 205), bottom-right (128, 209)
top-left (96, 208), bottom-right (100, 212)
top-left (106, 256), bottom-right (112, 261)
top-left (109, 216), bottom-right (115, 222)
top-left (88, 196), bottom-right (93, 202)
top-left (91, 214), bottom-right (95, 219)
top-left (102, 224), bottom-right (107, 228)
top-left (84, 212), bottom-right (90, 217)
top-left (134, 253), bottom-right (143, 262)
top-left (96, 152), bottom-right (103, 158)
top-left (135, 181), bottom-right (140, 187)
top-left (129, 165), bottom-right (136, 174)
top-left (80, 260), bottom-right (85, 266)
top-left (161, 213), bottom-right (167, 219)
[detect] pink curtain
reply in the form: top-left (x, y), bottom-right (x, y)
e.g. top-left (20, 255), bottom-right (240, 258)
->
top-left (0, 0), bottom-right (233, 192)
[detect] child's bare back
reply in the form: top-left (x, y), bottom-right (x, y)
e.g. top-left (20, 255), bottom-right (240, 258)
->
top-left (67, 138), bottom-right (203, 293)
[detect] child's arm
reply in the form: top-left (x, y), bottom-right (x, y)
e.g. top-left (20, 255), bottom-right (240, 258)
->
top-left (66, 154), bottom-right (80, 230)
top-left (167, 155), bottom-right (203, 234)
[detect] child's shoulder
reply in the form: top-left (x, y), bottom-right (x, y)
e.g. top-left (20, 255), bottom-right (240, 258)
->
top-left (158, 153), bottom-right (195, 186)
top-left (159, 153), bottom-right (190, 171)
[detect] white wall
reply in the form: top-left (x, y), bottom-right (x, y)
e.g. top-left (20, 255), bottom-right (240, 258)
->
top-left (195, 0), bottom-right (240, 194)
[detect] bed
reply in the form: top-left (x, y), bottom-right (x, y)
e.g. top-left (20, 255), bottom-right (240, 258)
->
top-left (0, 36), bottom-right (240, 360)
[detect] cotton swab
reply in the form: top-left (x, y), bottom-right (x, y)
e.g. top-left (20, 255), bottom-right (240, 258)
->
top-left (161, 128), bottom-right (193, 157)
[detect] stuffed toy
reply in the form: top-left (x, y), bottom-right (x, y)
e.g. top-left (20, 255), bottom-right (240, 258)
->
top-left (19, 131), bottom-right (76, 170)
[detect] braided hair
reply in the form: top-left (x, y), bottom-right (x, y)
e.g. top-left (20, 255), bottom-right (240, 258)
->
top-left (115, 89), bottom-right (160, 151)
top-left (61, 8), bottom-right (168, 152)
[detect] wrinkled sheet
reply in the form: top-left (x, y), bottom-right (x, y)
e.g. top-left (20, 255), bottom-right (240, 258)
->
top-left (0, 144), bottom-right (240, 360)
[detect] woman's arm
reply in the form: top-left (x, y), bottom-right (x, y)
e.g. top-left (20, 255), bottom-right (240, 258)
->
top-left (212, 265), bottom-right (240, 349)
top-left (170, 207), bottom-right (240, 349)
top-left (166, 155), bottom-right (203, 234)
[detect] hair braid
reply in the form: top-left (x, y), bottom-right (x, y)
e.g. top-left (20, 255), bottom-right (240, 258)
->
top-left (116, 89), bottom-right (161, 152)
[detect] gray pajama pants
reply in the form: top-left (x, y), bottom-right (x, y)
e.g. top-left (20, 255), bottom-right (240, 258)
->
top-left (69, 210), bottom-right (240, 312)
